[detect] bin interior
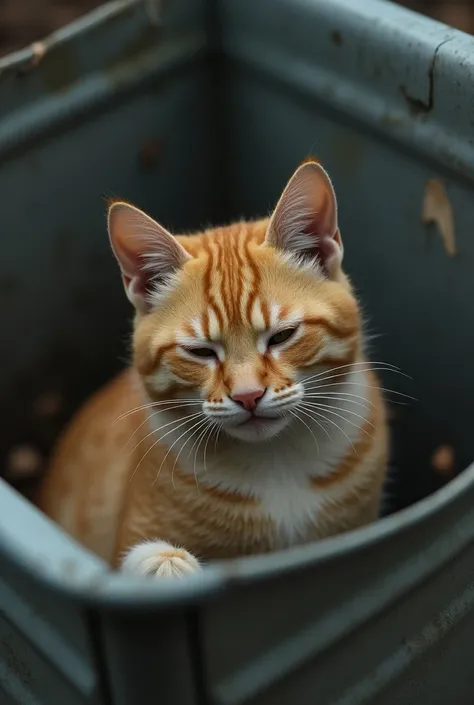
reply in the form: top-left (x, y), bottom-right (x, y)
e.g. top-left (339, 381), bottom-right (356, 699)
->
top-left (0, 0), bottom-right (472, 521)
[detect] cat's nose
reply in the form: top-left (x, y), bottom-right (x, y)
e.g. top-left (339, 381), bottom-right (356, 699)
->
top-left (231, 388), bottom-right (265, 411)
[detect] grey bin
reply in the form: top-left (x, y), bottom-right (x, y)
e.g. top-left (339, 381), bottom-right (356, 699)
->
top-left (0, 0), bottom-right (473, 702)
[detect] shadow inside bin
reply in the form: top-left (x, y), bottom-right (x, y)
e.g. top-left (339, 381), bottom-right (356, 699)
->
top-left (380, 403), bottom-right (460, 518)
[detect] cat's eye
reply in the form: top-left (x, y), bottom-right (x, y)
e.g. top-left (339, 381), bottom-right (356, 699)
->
top-left (268, 328), bottom-right (297, 347)
top-left (185, 347), bottom-right (217, 359)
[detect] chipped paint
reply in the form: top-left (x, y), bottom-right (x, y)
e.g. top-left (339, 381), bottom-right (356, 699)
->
top-left (422, 178), bottom-right (457, 256)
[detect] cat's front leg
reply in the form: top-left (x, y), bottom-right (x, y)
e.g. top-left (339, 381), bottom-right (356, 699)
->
top-left (121, 540), bottom-right (201, 579)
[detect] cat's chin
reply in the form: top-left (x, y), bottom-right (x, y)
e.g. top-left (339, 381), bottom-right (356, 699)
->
top-left (223, 416), bottom-right (288, 442)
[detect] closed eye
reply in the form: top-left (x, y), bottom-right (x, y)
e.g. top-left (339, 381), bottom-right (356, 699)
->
top-left (268, 327), bottom-right (298, 347)
top-left (183, 347), bottom-right (217, 359)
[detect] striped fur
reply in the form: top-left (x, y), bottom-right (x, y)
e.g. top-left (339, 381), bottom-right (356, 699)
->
top-left (37, 162), bottom-right (388, 578)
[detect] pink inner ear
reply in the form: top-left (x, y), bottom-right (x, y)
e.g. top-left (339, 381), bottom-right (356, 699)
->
top-left (119, 246), bottom-right (153, 298)
top-left (301, 220), bottom-right (341, 276)
top-left (122, 273), bottom-right (149, 300)
top-left (315, 236), bottom-right (339, 275)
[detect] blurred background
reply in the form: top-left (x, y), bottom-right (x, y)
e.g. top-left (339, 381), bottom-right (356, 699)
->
top-left (0, 0), bottom-right (474, 58)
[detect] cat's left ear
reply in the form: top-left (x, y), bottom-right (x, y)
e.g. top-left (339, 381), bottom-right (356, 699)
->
top-left (265, 161), bottom-right (343, 278)
top-left (108, 202), bottom-right (191, 313)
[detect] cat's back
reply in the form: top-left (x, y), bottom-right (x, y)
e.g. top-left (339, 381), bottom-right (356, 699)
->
top-left (37, 369), bottom-right (141, 562)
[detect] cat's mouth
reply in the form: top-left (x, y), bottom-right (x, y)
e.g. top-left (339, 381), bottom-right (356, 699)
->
top-left (238, 414), bottom-right (279, 427)
top-left (239, 417), bottom-right (272, 428)
top-left (224, 413), bottom-right (289, 442)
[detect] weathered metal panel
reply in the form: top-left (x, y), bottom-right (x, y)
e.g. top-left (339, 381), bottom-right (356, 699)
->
top-left (0, 0), bottom-right (474, 704)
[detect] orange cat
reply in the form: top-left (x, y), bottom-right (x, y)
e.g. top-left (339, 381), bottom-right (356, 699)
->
top-left (37, 161), bottom-right (388, 579)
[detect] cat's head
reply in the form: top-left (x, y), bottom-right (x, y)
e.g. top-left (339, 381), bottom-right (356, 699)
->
top-left (108, 161), bottom-right (360, 442)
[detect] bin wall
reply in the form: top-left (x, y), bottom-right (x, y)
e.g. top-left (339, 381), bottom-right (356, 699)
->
top-left (220, 0), bottom-right (474, 507)
top-left (1, 1), bottom-right (474, 705)
top-left (0, 1), bottom-right (216, 702)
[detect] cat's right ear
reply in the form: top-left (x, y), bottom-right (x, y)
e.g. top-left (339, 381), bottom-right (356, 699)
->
top-left (265, 161), bottom-right (343, 279)
top-left (107, 202), bottom-right (191, 313)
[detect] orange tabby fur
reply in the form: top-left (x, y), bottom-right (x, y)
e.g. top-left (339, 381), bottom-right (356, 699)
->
top-left (37, 162), bottom-right (388, 579)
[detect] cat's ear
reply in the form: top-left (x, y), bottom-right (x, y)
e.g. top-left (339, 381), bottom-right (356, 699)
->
top-left (265, 161), bottom-right (343, 278)
top-left (108, 202), bottom-right (191, 313)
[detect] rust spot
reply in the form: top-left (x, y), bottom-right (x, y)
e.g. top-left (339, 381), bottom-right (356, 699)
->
top-left (139, 138), bottom-right (163, 170)
top-left (431, 445), bottom-right (455, 477)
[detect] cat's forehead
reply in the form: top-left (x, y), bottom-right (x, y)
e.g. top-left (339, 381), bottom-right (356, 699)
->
top-left (181, 225), bottom-right (303, 336)
top-left (184, 299), bottom-right (298, 341)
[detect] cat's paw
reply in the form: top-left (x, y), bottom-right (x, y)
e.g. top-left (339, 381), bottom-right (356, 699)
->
top-left (121, 540), bottom-right (201, 579)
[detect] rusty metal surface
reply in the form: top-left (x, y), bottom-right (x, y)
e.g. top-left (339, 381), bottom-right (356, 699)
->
top-left (0, 0), bottom-right (474, 703)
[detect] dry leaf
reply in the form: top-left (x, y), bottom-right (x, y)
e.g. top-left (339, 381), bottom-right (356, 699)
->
top-left (422, 179), bottom-right (457, 256)
top-left (431, 444), bottom-right (455, 476)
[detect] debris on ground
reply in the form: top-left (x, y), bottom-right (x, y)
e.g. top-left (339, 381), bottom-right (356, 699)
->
top-left (431, 444), bottom-right (455, 477)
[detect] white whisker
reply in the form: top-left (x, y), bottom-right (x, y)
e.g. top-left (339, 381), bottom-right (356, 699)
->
top-left (294, 404), bottom-right (332, 442)
top-left (306, 381), bottom-right (416, 402)
top-left (200, 421), bottom-right (217, 479)
top-left (304, 366), bottom-right (410, 389)
top-left (111, 398), bottom-right (201, 426)
top-left (129, 412), bottom-right (203, 483)
top-left (187, 419), bottom-right (210, 461)
top-left (171, 418), bottom-right (209, 492)
top-left (213, 423), bottom-right (222, 455)
top-left (297, 403), bottom-right (357, 453)
top-left (302, 400), bottom-right (374, 431)
top-left (303, 392), bottom-right (373, 411)
top-left (187, 419), bottom-right (214, 489)
top-left (120, 402), bottom-right (205, 452)
top-left (302, 360), bottom-right (405, 385)
top-left (126, 411), bottom-right (203, 460)
top-left (154, 415), bottom-right (207, 486)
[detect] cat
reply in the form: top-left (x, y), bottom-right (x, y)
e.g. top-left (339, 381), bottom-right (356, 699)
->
top-left (36, 160), bottom-right (389, 579)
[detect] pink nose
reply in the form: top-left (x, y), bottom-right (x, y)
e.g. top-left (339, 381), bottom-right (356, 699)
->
top-left (231, 388), bottom-right (265, 411)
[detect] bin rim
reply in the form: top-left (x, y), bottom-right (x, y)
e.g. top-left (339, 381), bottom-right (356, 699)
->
top-left (5, 459), bottom-right (473, 610)
top-left (0, 0), bottom-right (145, 74)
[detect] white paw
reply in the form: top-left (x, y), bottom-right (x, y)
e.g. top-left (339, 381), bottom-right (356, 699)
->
top-left (121, 540), bottom-right (201, 579)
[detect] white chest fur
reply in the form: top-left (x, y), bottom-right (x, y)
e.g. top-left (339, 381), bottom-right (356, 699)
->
top-left (149, 369), bottom-right (371, 544)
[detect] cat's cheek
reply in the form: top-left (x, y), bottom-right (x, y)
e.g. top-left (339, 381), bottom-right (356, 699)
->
top-left (277, 331), bottom-right (326, 371)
